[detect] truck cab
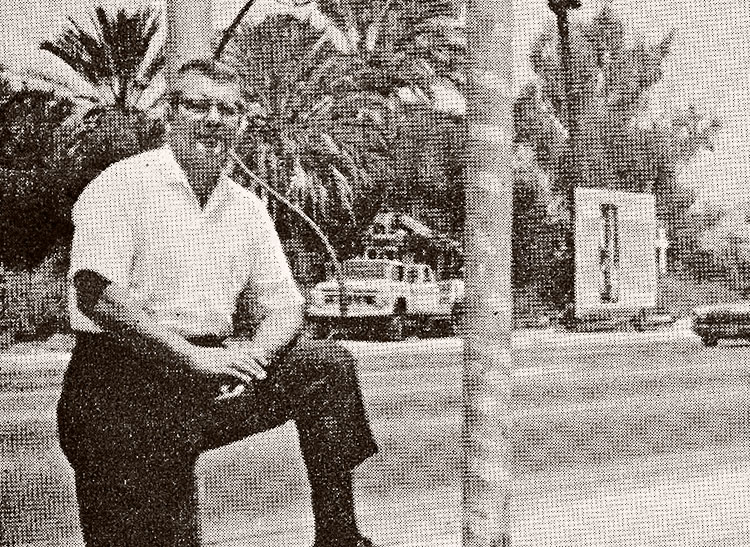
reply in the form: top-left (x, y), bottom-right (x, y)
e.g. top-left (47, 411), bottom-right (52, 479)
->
top-left (306, 257), bottom-right (464, 340)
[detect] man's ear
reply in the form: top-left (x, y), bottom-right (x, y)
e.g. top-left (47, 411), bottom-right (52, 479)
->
top-left (156, 93), bottom-right (176, 123)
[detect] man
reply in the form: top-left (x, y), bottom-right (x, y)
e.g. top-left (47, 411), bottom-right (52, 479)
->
top-left (57, 59), bottom-right (378, 547)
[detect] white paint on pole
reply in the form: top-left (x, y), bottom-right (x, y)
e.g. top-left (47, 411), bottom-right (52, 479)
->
top-left (463, 0), bottom-right (513, 544)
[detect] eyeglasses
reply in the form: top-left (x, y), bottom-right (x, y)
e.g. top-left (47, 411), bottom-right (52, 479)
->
top-left (172, 96), bottom-right (245, 119)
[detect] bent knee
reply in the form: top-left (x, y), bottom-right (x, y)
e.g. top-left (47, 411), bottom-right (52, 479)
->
top-left (293, 338), bottom-right (355, 360)
top-left (285, 339), bottom-right (357, 376)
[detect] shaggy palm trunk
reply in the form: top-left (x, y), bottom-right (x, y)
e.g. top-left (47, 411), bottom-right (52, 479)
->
top-left (462, 0), bottom-right (514, 546)
top-left (548, 0), bottom-right (581, 310)
top-left (165, 1), bottom-right (213, 88)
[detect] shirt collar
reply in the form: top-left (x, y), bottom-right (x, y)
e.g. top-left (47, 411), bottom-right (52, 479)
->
top-left (160, 145), bottom-right (233, 215)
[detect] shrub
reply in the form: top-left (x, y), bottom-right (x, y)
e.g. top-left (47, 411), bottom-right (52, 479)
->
top-left (0, 249), bottom-right (69, 341)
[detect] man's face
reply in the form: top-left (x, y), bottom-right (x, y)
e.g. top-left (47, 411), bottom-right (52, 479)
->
top-left (168, 71), bottom-right (245, 164)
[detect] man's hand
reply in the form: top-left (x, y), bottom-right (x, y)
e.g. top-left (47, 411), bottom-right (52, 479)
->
top-left (225, 341), bottom-right (270, 381)
top-left (188, 345), bottom-right (267, 386)
top-left (225, 338), bottom-right (270, 374)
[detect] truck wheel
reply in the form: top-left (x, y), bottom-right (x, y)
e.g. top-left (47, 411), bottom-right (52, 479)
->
top-left (421, 317), bottom-right (437, 338)
top-left (383, 315), bottom-right (405, 342)
top-left (701, 335), bottom-right (718, 347)
top-left (425, 317), bottom-right (452, 338)
top-left (304, 321), bottom-right (329, 340)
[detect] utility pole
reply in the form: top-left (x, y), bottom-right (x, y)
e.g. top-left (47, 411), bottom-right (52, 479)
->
top-left (462, 0), bottom-right (513, 545)
top-left (548, 0), bottom-right (582, 313)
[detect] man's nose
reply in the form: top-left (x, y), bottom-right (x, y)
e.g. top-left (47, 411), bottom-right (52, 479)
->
top-left (205, 104), bottom-right (222, 123)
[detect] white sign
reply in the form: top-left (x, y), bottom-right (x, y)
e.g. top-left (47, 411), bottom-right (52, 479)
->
top-left (574, 187), bottom-right (658, 316)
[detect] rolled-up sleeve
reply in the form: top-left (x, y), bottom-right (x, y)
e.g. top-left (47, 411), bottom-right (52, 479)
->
top-left (244, 197), bottom-right (304, 315)
top-left (69, 173), bottom-right (134, 287)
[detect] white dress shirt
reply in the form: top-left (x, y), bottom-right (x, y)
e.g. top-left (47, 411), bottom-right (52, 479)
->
top-left (68, 146), bottom-right (303, 336)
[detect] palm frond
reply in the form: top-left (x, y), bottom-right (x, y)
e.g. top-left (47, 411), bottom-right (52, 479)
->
top-left (40, 18), bottom-right (108, 88)
top-left (40, 6), bottom-right (162, 111)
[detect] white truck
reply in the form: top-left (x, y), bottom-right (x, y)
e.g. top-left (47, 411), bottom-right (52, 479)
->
top-left (306, 258), bottom-right (464, 341)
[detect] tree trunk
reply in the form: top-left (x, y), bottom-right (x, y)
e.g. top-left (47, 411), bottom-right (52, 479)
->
top-left (462, 0), bottom-right (513, 546)
top-left (165, 1), bottom-right (213, 89)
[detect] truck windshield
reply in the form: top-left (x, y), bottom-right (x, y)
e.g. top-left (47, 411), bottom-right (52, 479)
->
top-left (343, 261), bottom-right (388, 279)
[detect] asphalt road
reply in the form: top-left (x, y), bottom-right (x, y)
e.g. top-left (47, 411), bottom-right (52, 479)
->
top-left (1, 323), bottom-right (750, 547)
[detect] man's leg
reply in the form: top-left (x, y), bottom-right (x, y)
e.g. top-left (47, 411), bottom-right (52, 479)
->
top-left (200, 339), bottom-right (377, 469)
top-left (199, 338), bottom-right (378, 547)
top-left (71, 453), bottom-right (200, 547)
top-left (58, 335), bottom-right (205, 547)
top-left (275, 340), bottom-right (378, 547)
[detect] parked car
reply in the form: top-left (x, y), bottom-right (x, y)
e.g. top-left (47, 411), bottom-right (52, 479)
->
top-left (691, 302), bottom-right (750, 346)
top-left (559, 305), bottom-right (674, 332)
top-left (632, 306), bottom-right (675, 332)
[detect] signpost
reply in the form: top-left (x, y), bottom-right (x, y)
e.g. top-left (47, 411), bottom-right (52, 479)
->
top-left (574, 188), bottom-right (658, 318)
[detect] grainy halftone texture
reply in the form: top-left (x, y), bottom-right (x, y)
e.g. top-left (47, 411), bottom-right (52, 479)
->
top-left (1, 1), bottom-right (749, 546)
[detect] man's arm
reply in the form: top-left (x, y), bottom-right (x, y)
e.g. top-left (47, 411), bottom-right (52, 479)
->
top-left (238, 194), bottom-right (306, 360)
top-left (247, 302), bottom-right (304, 358)
top-left (74, 269), bottom-right (267, 384)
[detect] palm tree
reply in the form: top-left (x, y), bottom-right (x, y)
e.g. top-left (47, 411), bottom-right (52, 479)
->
top-left (38, 5), bottom-right (166, 184)
top-left (40, 6), bottom-right (164, 112)
top-left (461, 2), bottom-right (513, 545)
top-left (0, 7), bottom-right (167, 270)
top-left (218, 2), bottom-right (466, 261)
top-left (225, 15), bottom-right (393, 256)
top-left (217, 0), bottom-right (465, 110)
top-left (313, 0), bottom-right (467, 228)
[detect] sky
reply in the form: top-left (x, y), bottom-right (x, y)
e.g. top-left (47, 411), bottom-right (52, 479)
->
top-left (1, 0), bottom-right (749, 209)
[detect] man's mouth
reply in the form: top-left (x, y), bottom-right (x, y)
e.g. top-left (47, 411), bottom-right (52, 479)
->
top-left (195, 133), bottom-right (226, 155)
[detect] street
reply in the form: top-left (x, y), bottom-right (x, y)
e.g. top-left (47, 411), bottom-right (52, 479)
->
top-left (1, 324), bottom-right (749, 546)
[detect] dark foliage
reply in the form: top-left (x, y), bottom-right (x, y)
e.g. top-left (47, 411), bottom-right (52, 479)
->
top-left (0, 87), bottom-right (74, 171)
top-left (0, 91), bottom-right (164, 269)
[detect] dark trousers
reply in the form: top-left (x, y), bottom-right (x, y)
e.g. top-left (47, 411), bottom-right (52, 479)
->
top-left (57, 333), bottom-right (378, 547)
